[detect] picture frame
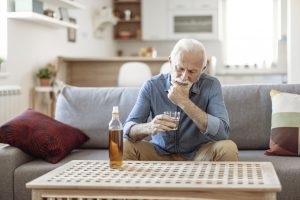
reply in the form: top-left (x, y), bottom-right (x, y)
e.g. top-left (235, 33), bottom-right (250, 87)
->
top-left (68, 18), bottom-right (77, 42)
top-left (59, 7), bottom-right (69, 21)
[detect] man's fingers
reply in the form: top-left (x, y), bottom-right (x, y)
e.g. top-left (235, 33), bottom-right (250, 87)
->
top-left (155, 114), bottom-right (172, 121)
top-left (151, 114), bottom-right (177, 134)
top-left (155, 116), bottom-right (175, 124)
top-left (153, 120), bottom-right (176, 130)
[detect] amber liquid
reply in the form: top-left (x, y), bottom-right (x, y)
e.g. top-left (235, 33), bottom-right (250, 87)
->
top-left (109, 129), bottom-right (123, 168)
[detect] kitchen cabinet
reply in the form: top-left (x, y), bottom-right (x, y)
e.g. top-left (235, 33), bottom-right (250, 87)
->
top-left (168, 0), bottom-right (219, 10)
top-left (57, 56), bottom-right (168, 87)
top-left (113, 0), bottom-right (142, 40)
top-left (142, 0), bottom-right (168, 40)
top-left (218, 75), bottom-right (286, 85)
top-left (167, 0), bottom-right (221, 40)
top-left (216, 70), bottom-right (287, 85)
top-left (141, 0), bottom-right (221, 41)
top-left (193, 0), bottom-right (219, 10)
top-left (168, 0), bottom-right (193, 10)
top-left (7, 0), bottom-right (84, 29)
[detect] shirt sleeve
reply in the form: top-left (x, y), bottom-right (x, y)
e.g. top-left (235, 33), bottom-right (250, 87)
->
top-left (123, 81), bottom-right (151, 139)
top-left (202, 78), bottom-right (230, 140)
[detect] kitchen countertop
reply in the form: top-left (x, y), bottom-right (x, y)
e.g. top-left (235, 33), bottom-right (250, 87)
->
top-left (58, 56), bottom-right (169, 62)
top-left (57, 56), bottom-right (169, 87)
top-left (216, 68), bottom-right (287, 76)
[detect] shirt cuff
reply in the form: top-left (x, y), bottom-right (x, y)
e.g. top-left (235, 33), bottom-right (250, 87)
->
top-left (123, 121), bottom-right (138, 139)
top-left (203, 114), bottom-right (220, 136)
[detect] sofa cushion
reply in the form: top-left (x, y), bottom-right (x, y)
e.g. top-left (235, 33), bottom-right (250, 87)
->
top-left (239, 150), bottom-right (300, 200)
top-left (223, 84), bottom-right (300, 150)
top-left (0, 109), bottom-right (89, 163)
top-left (14, 149), bottom-right (108, 200)
top-left (265, 90), bottom-right (300, 156)
top-left (0, 145), bottom-right (33, 200)
top-left (55, 86), bottom-right (140, 148)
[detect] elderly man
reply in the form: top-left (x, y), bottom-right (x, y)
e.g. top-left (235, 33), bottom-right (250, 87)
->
top-left (123, 38), bottom-right (238, 161)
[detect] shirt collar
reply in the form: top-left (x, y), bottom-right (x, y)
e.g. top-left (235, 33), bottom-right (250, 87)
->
top-left (163, 74), bottom-right (172, 92)
top-left (163, 73), bottom-right (201, 94)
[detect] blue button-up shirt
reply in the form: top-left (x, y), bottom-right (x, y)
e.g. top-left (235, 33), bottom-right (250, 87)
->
top-left (124, 73), bottom-right (230, 160)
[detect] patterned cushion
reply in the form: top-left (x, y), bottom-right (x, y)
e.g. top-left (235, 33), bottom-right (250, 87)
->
top-left (265, 90), bottom-right (300, 156)
top-left (0, 109), bottom-right (89, 163)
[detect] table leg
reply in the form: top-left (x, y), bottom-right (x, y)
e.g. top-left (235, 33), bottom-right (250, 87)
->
top-left (50, 92), bottom-right (55, 118)
top-left (32, 88), bottom-right (36, 109)
top-left (32, 190), bottom-right (42, 200)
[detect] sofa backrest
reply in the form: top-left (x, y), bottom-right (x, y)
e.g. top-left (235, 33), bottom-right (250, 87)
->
top-left (224, 84), bottom-right (300, 150)
top-left (55, 86), bottom-right (140, 148)
top-left (56, 84), bottom-right (300, 150)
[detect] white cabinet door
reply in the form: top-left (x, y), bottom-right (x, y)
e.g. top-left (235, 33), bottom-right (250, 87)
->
top-left (193, 0), bottom-right (219, 9)
top-left (142, 0), bottom-right (168, 40)
top-left (168, 0), bottom-right (193, 10)
top-left (167, 0), bottom-right (220, 40)
top-left (168, 9), bottom-right (219, 40)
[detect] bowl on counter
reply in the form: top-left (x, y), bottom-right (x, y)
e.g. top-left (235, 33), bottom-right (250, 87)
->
top-left (118, 31), bottom-right (132, 39)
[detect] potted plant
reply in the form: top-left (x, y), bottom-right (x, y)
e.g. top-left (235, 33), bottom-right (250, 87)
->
top-left (36, 63), bottom-right (56, 86)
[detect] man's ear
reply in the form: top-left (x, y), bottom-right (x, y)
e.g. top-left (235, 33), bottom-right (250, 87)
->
top-left (202, 65), bottom-right (207, 72)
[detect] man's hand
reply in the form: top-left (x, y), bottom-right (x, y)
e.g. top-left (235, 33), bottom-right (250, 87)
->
top-left (128, 114), bottom-right (177, 141)
top-left (145, 114), bottom-right (177, 135)
top-left (168, 80), bottom-right (193, 106)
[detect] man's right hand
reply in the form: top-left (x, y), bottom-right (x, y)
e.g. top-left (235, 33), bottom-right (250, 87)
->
top-left (128, 114), bottom-right (177, 141)
top-left (146, 114), bottom-right (177, 135)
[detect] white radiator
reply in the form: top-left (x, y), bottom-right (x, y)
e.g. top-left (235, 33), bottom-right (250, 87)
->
top-left (0, 85), bottom-right (22, 125)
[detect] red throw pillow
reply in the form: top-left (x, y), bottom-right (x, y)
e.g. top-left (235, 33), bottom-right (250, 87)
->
top-left (0, 109), bottom-right (89, 163)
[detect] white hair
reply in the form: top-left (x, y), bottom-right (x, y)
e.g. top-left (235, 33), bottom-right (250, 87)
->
top-left (170, 38), bottom-right (207, 67)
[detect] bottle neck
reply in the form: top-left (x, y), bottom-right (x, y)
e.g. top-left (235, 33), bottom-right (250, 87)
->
top-left (112, 113), bottom-right (120, 119)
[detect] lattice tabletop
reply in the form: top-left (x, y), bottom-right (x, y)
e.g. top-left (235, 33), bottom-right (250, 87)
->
top-left (27, 160), bottom-right (281, 192)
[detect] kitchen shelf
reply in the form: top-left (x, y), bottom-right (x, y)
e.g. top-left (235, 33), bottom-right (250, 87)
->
top-left (114, 0), bottom-right (140, 4)
top-left (115, 38), bottom-right (141, 41)
top-left (113, 0), bottom-right (141, 40)
top-left (40, 0), bottom-right (85, 9)
top-left (118, 19), bottom-right (140, 23)
top-left (7, 12), bottom-right (78, 29)
top-left (216, 69), bottom-right (287, 76)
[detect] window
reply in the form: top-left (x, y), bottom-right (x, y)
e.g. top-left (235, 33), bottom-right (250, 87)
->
top-left (224, 0), bottom-right (279, 69)
top-left (0, 0), bottom-right (7, 71)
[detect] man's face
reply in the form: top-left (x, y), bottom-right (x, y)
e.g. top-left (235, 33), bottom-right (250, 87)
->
top-left (170, 51), bottom-right (205, 83)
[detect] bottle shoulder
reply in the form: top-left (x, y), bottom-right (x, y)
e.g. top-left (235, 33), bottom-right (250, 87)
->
top-left (109, 117), bottom-right (123, 129)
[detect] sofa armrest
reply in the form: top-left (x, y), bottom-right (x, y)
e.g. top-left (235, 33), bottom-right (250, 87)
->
top-left (0, 145), bottom-right (34, 200)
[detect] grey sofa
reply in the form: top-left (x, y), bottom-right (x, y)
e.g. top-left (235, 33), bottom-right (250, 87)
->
top-left (1, 83), bottom-right (300, 200)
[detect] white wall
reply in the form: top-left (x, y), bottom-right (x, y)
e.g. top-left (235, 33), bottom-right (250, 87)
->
top-left (0, 0), bottom-right (7, 61)
top-left (287, 0), bottom-right (300, 83)
top-left (0, 0), bottom-right (115, 114)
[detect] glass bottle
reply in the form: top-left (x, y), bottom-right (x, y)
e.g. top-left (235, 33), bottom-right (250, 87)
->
top-left (108, 106), bottom-right (123, 168)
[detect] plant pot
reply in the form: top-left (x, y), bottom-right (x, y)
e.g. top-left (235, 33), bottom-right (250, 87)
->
top-left (39, 78), bottom-right (51, 86)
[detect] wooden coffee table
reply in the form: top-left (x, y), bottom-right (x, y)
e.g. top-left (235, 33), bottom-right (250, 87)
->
top-left (26, 160), bottom-right (281, 200)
